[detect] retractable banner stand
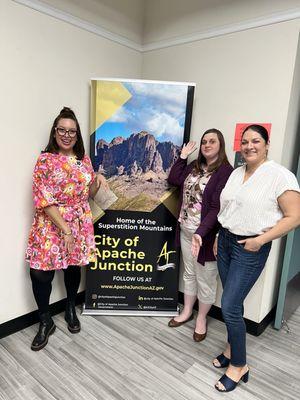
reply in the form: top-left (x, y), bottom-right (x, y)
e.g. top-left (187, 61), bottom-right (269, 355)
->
top-left (83, 79), bottom-right (195, 316)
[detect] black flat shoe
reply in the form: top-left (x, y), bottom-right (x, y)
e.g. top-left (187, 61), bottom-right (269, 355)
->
top-left (213, 353), bottom-right (230, 368)
top-left (215, 369), bottom-right (249, 392)
top-left (31, 313), bottom-right (56, 351)
top-left (65, 301), bottom-right (81, 333)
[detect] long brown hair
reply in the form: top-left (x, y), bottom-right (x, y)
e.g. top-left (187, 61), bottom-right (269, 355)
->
top-left (194, 128), bottom-right (229, 173)
top-left (44, 107), bottom-right (85, 160)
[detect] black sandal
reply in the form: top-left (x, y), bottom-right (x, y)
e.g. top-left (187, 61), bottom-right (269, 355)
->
top-left (215, 369), bottom-right (249, 392)
top-left (213, 353), bottom-right (230, 368)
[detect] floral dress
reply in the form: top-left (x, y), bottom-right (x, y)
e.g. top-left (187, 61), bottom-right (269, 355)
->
top-left (26, 152), bottom-right (96, 270)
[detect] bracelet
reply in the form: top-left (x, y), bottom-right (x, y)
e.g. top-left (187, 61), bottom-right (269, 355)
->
top-left (64, 231), bottom-right (72, 236)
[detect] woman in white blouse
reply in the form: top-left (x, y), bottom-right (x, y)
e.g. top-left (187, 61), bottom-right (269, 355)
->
top-left (213, 124), bottom-right (300, 393)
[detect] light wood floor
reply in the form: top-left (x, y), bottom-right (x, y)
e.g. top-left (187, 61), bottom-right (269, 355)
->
top-left (0, 307), bottom-right (299, 400)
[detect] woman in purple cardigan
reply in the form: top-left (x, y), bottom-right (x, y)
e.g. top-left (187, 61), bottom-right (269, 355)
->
top-left (168, 129), bottom-right (233, 341)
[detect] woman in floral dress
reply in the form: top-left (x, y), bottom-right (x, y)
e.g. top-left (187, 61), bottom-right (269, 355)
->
top-left (26, 107), bottom-right (106, 351)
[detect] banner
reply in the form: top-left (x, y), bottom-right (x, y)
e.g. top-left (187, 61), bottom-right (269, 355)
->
top-left (84, 78), bottom-right (195, 315)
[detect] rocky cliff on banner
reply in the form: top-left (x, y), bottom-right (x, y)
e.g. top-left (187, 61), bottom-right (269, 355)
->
top-left (95, 131), bottom-right (180, 179)
top-left (93, 132), bottom-right (180, 211)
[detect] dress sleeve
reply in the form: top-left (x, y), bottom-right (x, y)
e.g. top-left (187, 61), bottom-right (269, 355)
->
top-left (275, 169), bottom-right (300, 199)
top-left (32, 154), bottom-right (57, 209)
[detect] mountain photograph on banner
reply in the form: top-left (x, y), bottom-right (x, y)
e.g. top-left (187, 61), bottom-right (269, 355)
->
top-left (91, 80), bottom-right (190, 213)
top-left (85, 78), bottom-right (195, 316)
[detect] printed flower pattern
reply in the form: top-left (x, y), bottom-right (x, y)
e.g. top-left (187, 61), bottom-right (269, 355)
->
top-left (179, 168), bottom-right (212, 229)
top-left (26, 153), bottom-right (96, 270)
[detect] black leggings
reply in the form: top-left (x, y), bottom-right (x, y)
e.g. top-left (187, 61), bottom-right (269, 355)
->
top-left (30, 266), bottom-right (81, 315)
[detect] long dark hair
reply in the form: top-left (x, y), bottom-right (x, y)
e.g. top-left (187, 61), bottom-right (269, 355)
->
top-left (44, 107), bottom-right (85, 160)
top-left (195, 128), bottom-right (229, 173)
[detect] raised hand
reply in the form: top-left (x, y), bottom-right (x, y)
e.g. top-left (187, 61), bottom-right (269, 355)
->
top-left (181, 141), bottom-right (197, 159)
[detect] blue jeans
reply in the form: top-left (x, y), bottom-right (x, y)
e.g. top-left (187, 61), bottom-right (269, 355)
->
top-left (217, 227), bottom-right (271, 366)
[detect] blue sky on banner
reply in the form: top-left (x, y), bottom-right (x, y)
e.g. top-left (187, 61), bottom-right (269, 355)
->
top-left (95, 82), bottom-right (188, 146)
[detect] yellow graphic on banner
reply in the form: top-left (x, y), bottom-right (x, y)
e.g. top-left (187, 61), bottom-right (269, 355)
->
top-left (90, 80), bottom-right (132, 134)
top-left (159, 187), bottom-right (180, 218)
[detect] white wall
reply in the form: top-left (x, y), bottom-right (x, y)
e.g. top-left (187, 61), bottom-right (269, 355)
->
top-left (144, 0), bottom-right (300, 45)
top-left (258, 33), bottom-right (300, 321)
top-left (142, 19), bottom-right (300, 322)
top-left (281, 34), bottom-right (300, 173)
top-left (0, 0), bottom-right (142, 324)
top-left (23, 0), bottom-right (145, 44)
top-left (1, 0), bottom-right (299, 326)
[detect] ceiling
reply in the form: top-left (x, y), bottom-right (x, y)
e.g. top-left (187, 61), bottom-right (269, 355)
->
top-left (13, 0), bottom-right (300, 51)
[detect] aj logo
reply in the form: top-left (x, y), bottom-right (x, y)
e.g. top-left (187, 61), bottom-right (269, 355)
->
top-left (157, 241), bottom-right (176, 265)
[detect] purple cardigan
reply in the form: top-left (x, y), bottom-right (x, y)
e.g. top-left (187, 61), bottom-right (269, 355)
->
top-left (168, 157), bottom-right (233, 266)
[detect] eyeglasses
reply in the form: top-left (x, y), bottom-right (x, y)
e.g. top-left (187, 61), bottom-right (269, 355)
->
top-left (55, 127), bottom-right (77, 138)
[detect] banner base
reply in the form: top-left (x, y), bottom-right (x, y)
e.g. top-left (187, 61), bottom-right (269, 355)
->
top-left (82, 304), bottom-right (179, 317)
